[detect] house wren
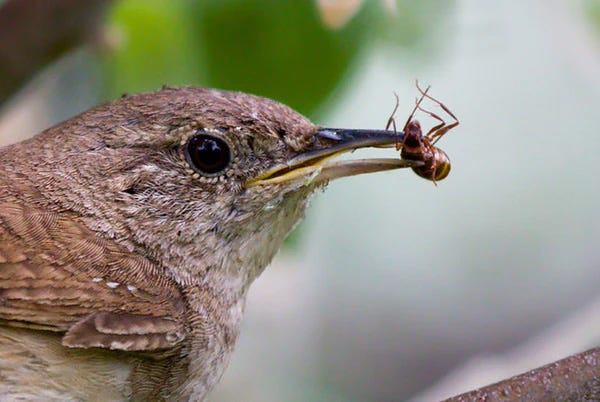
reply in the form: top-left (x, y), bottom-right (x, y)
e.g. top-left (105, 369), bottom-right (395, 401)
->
top-left (0, 87), bottom-right (420, 400)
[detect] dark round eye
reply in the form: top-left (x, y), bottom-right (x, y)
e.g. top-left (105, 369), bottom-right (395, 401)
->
top-left (185, 133), bottom-right (231, 175)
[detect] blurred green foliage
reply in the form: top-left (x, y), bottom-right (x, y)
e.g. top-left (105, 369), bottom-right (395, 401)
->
top-left (188, 0), bottom-right (369, 116)
top-left (104, 0), bottom-right (373, 117)
top-left (102, 0), bottom-right (452, 118)
top-left (586, 0), bottom-right (600, 32)
top-left (104, 1), bottom-right (204, 95)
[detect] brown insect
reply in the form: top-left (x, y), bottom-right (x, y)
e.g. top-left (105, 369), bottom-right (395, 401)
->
top-left (387, 82), bottom-right (459, 183)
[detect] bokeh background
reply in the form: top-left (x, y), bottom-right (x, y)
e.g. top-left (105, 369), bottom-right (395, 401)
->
top-left (1, 0), bottom-right (599, 401)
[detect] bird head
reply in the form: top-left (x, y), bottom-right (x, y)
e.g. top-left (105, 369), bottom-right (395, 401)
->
top-left (24, 87), bottom-right (415, 289)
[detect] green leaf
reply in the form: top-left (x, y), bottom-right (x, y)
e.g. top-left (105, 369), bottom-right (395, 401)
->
top-left (188, 0), bottom-right (369, 117)
top-left (103, 0), bottom-right (205, 99)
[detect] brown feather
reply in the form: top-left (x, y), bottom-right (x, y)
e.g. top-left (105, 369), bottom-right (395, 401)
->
top-left (0, 202), bottom-right (187, 350)
top-left (63, 312), bottom-right (184, 350)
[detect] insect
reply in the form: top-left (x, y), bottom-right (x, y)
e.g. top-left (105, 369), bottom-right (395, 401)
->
top-left (387, 82), bottom-right (459, 183)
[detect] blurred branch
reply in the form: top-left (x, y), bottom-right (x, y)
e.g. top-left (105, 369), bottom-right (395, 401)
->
top-left (444, 347), bottom-right (600, 401)
top-left (0, 0), bottom-right (112, 105)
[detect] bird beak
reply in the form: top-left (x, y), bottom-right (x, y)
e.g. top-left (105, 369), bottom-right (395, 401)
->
top-left (245, 127), bottom-right (424, 187)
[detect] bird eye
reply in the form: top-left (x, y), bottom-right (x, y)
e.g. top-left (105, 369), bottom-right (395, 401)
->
top-left (185, 132), bottom-right (231, 175)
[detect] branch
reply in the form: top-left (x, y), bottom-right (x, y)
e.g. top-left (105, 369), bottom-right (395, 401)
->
top-left (443, 347), bottom-right (600, 401)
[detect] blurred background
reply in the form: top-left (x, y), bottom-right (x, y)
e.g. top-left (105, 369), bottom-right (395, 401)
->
top-left (1, 0), bottom-right (599, 400)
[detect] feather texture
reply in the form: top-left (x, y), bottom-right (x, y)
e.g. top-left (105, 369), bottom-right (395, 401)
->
top-left (0, 202), bottom-right (186, 351)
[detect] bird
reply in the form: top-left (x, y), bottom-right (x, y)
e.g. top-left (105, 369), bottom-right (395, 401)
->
top-left (0, 86), bottom-right (418, 400)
